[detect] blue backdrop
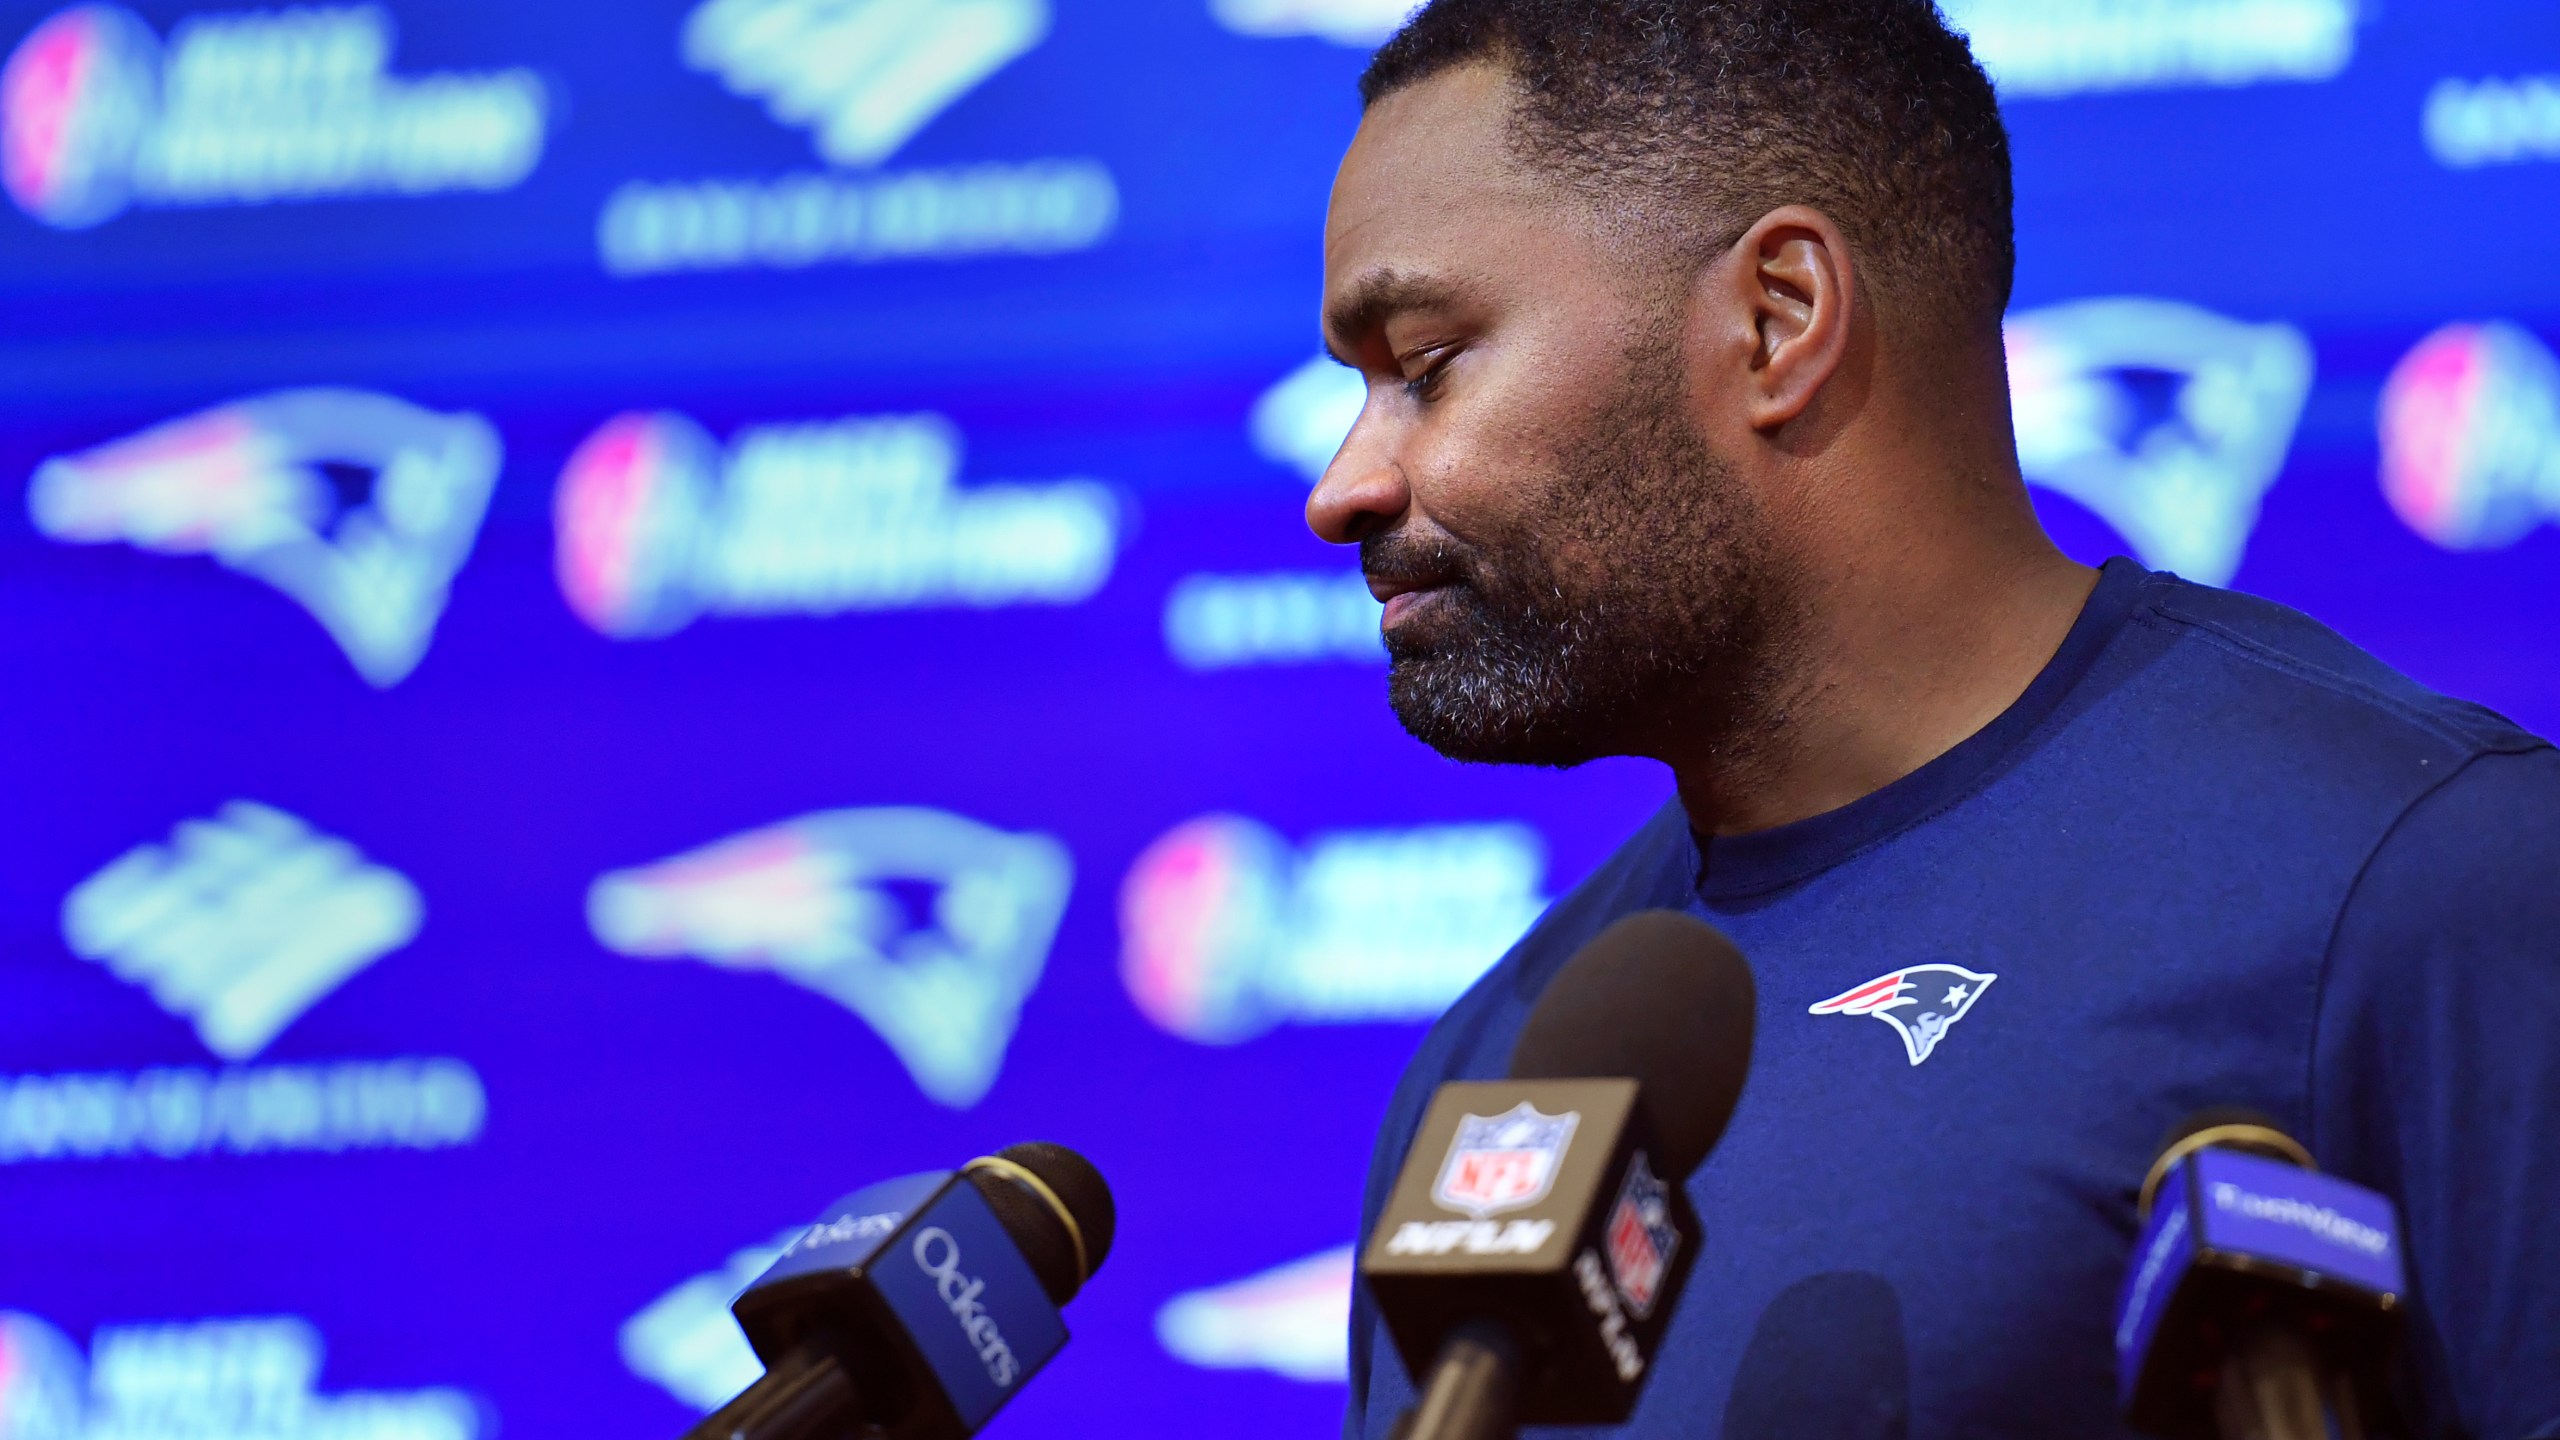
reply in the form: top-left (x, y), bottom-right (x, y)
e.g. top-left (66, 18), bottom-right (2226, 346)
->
top-left (3, 2), bottom-right (2558, 1437)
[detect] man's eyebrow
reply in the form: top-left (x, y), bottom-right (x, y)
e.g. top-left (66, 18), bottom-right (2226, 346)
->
top-left (1322, 271), bottom-right (1468, 365)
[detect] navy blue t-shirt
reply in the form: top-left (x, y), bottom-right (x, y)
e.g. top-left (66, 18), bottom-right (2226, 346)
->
top-left (1346, 559), bottom-right (2560, 1440)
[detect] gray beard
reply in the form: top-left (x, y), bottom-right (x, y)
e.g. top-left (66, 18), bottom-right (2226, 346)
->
top-left (1369, 372), bottom-right (1787, 769)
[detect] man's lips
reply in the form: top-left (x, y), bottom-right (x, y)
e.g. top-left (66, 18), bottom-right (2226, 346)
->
top-left (1378, 584), bottom-right (1447, 628)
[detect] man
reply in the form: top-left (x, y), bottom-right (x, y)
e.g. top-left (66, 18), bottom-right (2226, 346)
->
top-left (1311, 1), bottom-right (2560, 1436)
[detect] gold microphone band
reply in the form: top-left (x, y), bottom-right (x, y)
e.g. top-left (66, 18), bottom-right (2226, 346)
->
top-left (965, 1154), bottom-right (1089, 1285)
top-left (2137, 1122), bottom-right (2319, 1217)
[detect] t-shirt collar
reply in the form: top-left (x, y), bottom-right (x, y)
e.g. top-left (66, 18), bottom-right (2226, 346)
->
top-left (1685, 555), bottom-right (2152, 901)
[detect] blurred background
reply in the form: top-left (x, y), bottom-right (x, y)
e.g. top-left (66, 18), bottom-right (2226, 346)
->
top-left (1, 0), bottom-right (2557, 1435)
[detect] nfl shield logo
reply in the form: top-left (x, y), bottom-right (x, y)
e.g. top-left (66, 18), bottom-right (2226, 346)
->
top-left (1603, 1151), bottom-right (1680, 1318)
top-left (1431, 1102), bottom-right (1580, 1219)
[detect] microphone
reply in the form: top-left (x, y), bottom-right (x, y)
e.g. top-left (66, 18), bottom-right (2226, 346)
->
top-left (2114, 1109), bottom-right (2407, 1440)
top-left (683, 1141), bottom-right (1115, 1440)
top-left (1362, 909), bottom-right (1756, 1440)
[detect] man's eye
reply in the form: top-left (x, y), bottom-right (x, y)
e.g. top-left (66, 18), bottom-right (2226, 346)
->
top-left (1401, 354), bottom-right (1451, 401)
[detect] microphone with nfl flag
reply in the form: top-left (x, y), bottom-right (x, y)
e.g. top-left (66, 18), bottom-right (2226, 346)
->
top-left (1361, 911), bottom-right (1756, 1440)
top-left (2114, 1110), bottom-right (2408, 1440)
top-left (679, 1142), bottom-right (1114, 1440)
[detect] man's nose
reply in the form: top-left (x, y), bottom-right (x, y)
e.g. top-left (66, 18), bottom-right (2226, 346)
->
top-left (1306, 402), bottom-right (1409, 545)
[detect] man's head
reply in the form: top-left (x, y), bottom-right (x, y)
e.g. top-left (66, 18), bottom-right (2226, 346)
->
top-left (1312, 0), bottom-right (2015, 770)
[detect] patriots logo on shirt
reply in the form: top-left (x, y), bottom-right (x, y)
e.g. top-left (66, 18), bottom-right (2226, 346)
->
top-left (1809, 964), bottom-right (1998, 1066)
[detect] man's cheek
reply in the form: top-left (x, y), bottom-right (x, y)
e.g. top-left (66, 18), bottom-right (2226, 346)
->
top-left (1410, 427), bottom-right (1552, 536)
top-left (1540, 535), bottom-right (1610, 581)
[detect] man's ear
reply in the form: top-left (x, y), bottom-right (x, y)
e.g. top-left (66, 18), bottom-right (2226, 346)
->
top-left (1703, 205), bottom-right (1856, 433)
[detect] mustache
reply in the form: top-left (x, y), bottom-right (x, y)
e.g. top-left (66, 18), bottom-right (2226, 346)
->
top-left (1359, 528), bottom-right (1479, 592)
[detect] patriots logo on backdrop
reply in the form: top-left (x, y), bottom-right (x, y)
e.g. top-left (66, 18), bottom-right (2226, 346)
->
top-left (1809, 964), bottom-right (1998, 1067)
top-left (587, 807), bottom-right (1073, 1108)
top-left (1432, 1103), bottom-right (1578, 1220)
top-left (26, 388), bottom-right (500, 686)
top-left (1602, 1152), bottom-right (1678, 1319)
top-left (2004, 297), bottom-right (2313, 586)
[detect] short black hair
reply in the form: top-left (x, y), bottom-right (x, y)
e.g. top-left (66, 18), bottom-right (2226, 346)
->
top-left (1360, 0), bottom-right (2014, 339)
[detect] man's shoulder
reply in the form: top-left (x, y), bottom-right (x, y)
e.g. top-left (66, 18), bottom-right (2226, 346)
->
top-left (2127, 571), bottom-right (2540, 762)
top-left (2336, 744), bottom-right (2560, 957)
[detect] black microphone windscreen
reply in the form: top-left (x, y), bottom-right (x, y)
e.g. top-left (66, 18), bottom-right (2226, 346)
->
top-left (965, 1142), bottom-right (1117, 1305)
top-left (1001, 1140), bottom-right (1117, 1274)
top-left (1505, 909), bottom-right (1754, 1181)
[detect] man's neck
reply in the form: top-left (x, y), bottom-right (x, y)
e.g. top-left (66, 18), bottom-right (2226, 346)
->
top-left (1666, 533), bottom-right (2097, 838)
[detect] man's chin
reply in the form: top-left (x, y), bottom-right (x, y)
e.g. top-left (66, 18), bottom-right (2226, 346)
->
top-left (1384, 657), bottom-right (1610, 770)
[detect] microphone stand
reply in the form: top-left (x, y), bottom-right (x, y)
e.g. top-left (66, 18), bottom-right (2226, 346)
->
top-left (682, 1339), bottom-right (859, 1440)
top-left (2214, 1322), bottom-right (2366, 1440)
top-left (1389, 1322), bottom-right (1520, 1440)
